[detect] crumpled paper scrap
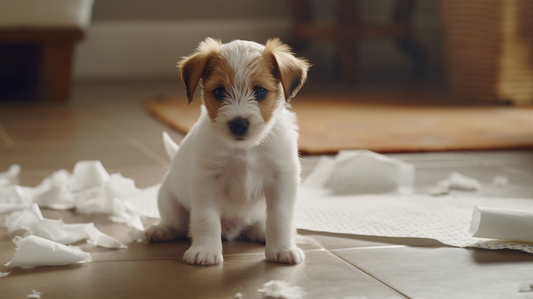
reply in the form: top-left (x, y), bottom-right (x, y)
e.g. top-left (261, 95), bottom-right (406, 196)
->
top-left (0, 161), bottom-right (160, 220)
top-left (470, 206), bottom-right (533, 243)
top-left (5, 235), bottom-right (92, 268)
top-left (431, 172), bottom-right (481, 195)
top-left (74, 172), bottom-right (140, 215)
top-left (258, 280), bottom-right (304, 299)
top-left (0, 164), bottom-right (20, 187)
top-left (302, 150), bottom-right (414, 195)
top-left (32, 169), bottom-right (75, 210)
top-left (27, 290), bottom-right (42, 299)
top-left (0, 185), bottom-right (33, 214)
top-left (0, 272), bottom-right (9, 277)
top-left (6, 203), bottom-right (126, 248)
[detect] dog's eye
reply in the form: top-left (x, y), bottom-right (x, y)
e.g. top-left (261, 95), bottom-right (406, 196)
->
top-left (253, 87), bottom-right (268, 100)
top-left (212, 87), bottom-right (226, 100)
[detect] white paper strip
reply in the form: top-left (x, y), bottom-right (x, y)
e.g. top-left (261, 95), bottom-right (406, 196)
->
top-left (70, 161), bottom-right (110, 192)
top-left (32, 170), bottom-right (75, 210)
top-left (6, 204), bottom-right (126, 248)
top-left (470, 206), bottom-right (533, 242)
top-left (0, 164), bottom-right (20, 187)
top-left (5, 235), bottom-right (92, 268)
top-left (0, 185), bottom-right (33, 214)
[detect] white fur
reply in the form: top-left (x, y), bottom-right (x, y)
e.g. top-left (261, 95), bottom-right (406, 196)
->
top-left (145, 40), bottom-right (305, 266)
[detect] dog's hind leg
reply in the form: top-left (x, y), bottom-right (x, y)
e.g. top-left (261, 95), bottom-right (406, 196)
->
top-left (144, 187), bottom-right (189, 243)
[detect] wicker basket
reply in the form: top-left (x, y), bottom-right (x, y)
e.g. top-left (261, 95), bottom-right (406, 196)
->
top-left (441, 0), bottom-right (533, 105)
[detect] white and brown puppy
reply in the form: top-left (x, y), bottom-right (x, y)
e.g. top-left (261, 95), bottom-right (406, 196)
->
top-left (145, 38), bottom-right (310, 266)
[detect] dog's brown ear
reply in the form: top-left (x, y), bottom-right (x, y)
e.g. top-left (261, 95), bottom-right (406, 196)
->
top-left (263, 38), bottom-right (310, 102)
top-left (178, 38), bottom-right (222, 104)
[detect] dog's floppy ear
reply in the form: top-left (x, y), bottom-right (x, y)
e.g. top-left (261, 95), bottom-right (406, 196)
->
top-left (263, 38), bottom-right (310, 102)
top-left (178, 38), bottom-right (222, 104)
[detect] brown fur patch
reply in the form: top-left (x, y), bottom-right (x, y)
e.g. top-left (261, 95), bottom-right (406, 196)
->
top-left (178, 38), bottom-right (222, 104)
top-left (262, 38), bottom-right (311, 102)
top-left (248, 56), bottom-right (283, 123)
top-left (201, 55), bottom-right (235, 121)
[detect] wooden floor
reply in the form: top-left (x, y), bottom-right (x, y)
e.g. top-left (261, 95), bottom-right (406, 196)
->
top-left (1, 80), bottom-right (533, 298)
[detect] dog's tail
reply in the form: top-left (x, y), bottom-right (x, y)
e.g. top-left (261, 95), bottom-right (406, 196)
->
top-left (163, 132), bottom-right (179, 160)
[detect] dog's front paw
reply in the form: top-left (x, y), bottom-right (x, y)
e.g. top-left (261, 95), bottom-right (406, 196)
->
top-left (144, 224), bottom-right (179, 243)
top-left (265, 246), bottom-right (305, 264)
top-left (183, 246), bottom-right (223, 266)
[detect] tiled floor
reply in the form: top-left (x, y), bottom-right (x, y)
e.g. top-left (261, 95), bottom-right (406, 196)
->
top-left (1, 80), bottom-right (533, 299)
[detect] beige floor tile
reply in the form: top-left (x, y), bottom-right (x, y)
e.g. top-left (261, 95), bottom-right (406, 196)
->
top-left (333, 246), bottom-right (533, 299)
top-left (0, 251), bottom-right (404, 299)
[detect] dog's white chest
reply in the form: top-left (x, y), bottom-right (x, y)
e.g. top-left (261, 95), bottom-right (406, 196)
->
top-left (216, 151), bottom-right (272, 202)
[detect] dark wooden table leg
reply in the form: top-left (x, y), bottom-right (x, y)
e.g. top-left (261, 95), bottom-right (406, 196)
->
top-left (335, 0), bottom-right (358, 83)
top-left (392, 0), bottom-right (426, 80)
top-left (44, 41), bottom-right (75, 103)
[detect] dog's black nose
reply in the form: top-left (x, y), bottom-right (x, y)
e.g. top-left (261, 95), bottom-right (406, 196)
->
top-left (229, 118), bottom-right (249, 136)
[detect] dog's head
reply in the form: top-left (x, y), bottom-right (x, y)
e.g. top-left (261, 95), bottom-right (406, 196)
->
top-left (178, 38), bottom-right (310, 148)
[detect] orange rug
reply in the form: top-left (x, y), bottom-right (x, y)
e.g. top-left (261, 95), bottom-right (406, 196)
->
top-left (146, 96), bottom-right (533, 154)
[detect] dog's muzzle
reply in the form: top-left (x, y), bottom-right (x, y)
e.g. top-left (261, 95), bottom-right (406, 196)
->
top-left (228, 118), bottom-right (249, 137)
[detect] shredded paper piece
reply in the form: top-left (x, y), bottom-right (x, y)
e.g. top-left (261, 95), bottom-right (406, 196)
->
top-left (430, 172), bottom-right (481, 195)
top-left (0, 272), bottom-right (9, 277)
top-left (5, 235), bottom-right (92, 268)
top-left (258, 280), bottom-right (304, 299)
top-left (0, 164), bottom-right (20, 187)
top-left (493, 174), bottom-right (509, 187)
top-left (0, 161), bottom-right (159, 218)
top-left (6, 203), bottom-right (125, 248)
top-left (302, 151), bottom-right (414, 195)
top-left (27, 290), bottom-right (42, 299)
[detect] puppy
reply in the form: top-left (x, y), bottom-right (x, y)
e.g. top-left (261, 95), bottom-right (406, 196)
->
top-left (145, 38), bottom-right (310, 266)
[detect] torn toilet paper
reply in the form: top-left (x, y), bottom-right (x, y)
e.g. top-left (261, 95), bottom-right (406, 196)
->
top-left (470, 206), bottom-right (533, 243)
top-left (6, 203), bottom-right (125, 248)
top-left (5, 235), bottom-right (92, 268)
top-left (27, 290), bottom-right (42, 299)
top-left (0, 185), bottom-right (33, 214)
top-left (296, 187), bottom-right (533, 254)
top-left (430, 172), bottom-right (481, 195)
top-left (0, 161), bottom-right (158, 218)
top-left (302, 150), bottom-right (414, 195)
top-left (0, 164), bottom-right (20, 187)
top-left (258, 280), bottom-right (304, 299)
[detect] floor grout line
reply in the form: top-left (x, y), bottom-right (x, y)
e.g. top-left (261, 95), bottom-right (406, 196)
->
top-left (0, 123), bottom-right (14, 147)
top-left (328, 249), bottom-right (412, 299)
top-left (304, 236), bottom-right (411, 298)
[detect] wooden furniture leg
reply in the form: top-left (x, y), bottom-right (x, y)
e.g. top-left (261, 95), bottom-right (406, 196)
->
top-left (392, 0), bottom-right (427, 79)
top-left (44, 41), bottom-right (75, 103)
top-left (335, 0), bottom-right (359, 82)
